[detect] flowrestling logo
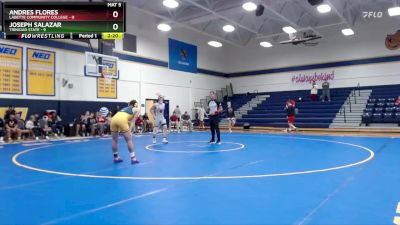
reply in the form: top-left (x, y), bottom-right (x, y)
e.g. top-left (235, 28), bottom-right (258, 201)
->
top-left (291, 70), bottom-right (335, 84)
top-left (362, 11), bottom-right (383, 19)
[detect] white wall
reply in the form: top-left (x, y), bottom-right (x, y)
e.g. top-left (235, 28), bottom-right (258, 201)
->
top-left (227, 16), bottom-right (400, 93)
top-left (0, 39), bottom-right (227, 115)
top-left (0, 7), bottom-right (231, 117)
top-left (119, 8), bottom-right (229, 72)
top-left (2, 11), bottom-right (400, 111)
top-left (230, 62), bottom-right (400, 93)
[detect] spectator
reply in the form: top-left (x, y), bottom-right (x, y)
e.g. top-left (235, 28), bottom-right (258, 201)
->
top-left (25, 115), bottom-right (40, 140)
top-left (105, 112), bottom-right (112, 135)
top-left (181, 111), bottom-right (193, 132)
top-left (0, 117), bottom-right (4, 143)
top-left (197, 104), bottom-right (206, 129)
top-left (321, 80), bottom-right (331, 102)
top-left (135, 115), bottom-right (144, 134)
top-left (16, 112), bottom-right (28, 139)
top-left (4, 105), bottom-right (16, 121)
top-left (310, 81), bottom-right (318, 102)
top-left (170, 112), bottom-right (179, 132)
top-left (96, 112), bottom-right (106, 136)
top-left (80, 111), bottom-right (91, 136)
top-left (395, 96), bottom-right (400, 107)
top-left (34, 113), bottom-right (40, 123)
top-left (227, 107), bottom-right (236, 133)
top-left (173, 105), bottom-right (182, 131)
top-left (88, 113), bottom-right (97, 136)
top-left (143, 113), bottom-right (152, 133)
top-left (6, 114), bottom-right (21, 142)
top-left (46, 110), bottom-right (54, 120)
top-left (285, 99), bottom-right (297, 133)
top-left (38, 115), bottom-right (52, 140)
top-left (49, 112), bottom-right (63, 137)
top-left (16, 112), bottom-right (25, 129)
top-left (75, 115), bottom-right (87, 136)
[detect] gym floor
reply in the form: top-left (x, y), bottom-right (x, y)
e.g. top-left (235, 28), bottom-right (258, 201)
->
top-left (1, 132), bottom-right (399, 225)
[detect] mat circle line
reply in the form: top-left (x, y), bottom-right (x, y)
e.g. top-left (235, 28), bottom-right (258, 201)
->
top-left (145, 141), bottom-right (245, 153)
top-left (12, 135), bottom-right (375, 180)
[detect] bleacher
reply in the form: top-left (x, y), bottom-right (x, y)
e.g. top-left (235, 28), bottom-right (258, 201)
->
top-left (362, 85), bottom-right (400, 125)
top-left (219, 93), bottom-right (254, 118)
top-left (227, 94), bottom-right (254, 110)
top-left (232, 88), bottom-right (353, 128)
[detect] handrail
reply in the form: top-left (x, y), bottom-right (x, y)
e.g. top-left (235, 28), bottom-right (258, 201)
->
top-left (339, 106), bottom-right (347, 123)
top-left (347, 95), bottom-right (352, 112)
top-left (354, 91), bottom-right (357, 104)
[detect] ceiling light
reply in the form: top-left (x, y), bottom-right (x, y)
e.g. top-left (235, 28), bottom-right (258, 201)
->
top-left (163, 0), bottom-right (179, 9)
top-left (157, 23), bottom-right (171, 32)
top-left (282, 26), bottom-right (297, 34)
top-left (208, 41), bottom-right (223, 48)
top-left (317, 4), bottom-right (331, 13)
top-left (388, 6), bottom-right (400, 16)
top-left (223, 25), bottom-right (235, 32)
top-left (242, 2), bottom-right (257, 11)
top-left (260, 42), bottom-right (273, 48)
top-left (341, 28), bottom-right (354, 36)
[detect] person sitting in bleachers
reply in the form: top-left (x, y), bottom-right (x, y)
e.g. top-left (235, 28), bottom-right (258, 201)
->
top-left (75, 115), bottom-right (87, 136)
top-left (0, 117), bottom-right (5, 143)
top-left (6, 114), bottom-right (21, 142)
top-left (181, 111), bottom-right (193, 132)
top-left (143, 113), bottom-right (153, 133)
top-left (25, 115), bottom-right (41, 140)
top-left (39, 115), bottom-right (52, 140)
top-left (96, 112), bottom-right (106, 136)
top-left (16, 112), bottom-right (30, 140)
top-left (105, 112), bottom-right (112, 135)
top-left (170, 112), bottom-right (179, 132)
top-left (49, 112), bottom-right (63, 137)
top-left (395, 96), bottom-right (400, 106)
top-left (88, 113), bottom-right (97, 136)
top-left (16, 112), bottom-right (25, 129)
top-left (135, 115), bottom-right (144, 134)
top-left (4, 105), bottom-right (16, 121)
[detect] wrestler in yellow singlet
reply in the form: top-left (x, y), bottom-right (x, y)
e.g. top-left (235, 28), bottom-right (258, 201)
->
top-left (111, 105), bottom-right (139, 133)
top-left (111, 100), bottom-right (140, 164)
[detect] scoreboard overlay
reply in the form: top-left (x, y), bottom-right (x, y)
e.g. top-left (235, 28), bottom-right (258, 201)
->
top-left (1, 2), bottom-right (125, 39)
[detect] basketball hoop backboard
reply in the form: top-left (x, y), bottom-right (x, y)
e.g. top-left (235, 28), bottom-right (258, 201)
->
top-left (85, 52), bottom-right (119, 79)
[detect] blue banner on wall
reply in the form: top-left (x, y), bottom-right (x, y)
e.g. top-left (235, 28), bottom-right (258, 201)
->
top-left (168, 38), bottom-right (197, 73)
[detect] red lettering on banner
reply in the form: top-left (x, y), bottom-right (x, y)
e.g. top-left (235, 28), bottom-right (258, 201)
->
top-left (291, 71), bottom-right (335, 84)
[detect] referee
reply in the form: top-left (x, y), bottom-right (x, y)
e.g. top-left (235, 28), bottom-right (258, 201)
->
top-left (207, 91), bottom-right (223, 144)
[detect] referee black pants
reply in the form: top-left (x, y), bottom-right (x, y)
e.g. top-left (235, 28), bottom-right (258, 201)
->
top-left (209, 116), bottom-right (220, 142)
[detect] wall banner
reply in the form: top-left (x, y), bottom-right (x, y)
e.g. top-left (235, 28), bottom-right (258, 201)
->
top-left (27, 48), bottom-right (56, 96)
top-left (97, 77), bottom-right (117, 99)
top-left (0, 44), bottom-right (23, 94)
